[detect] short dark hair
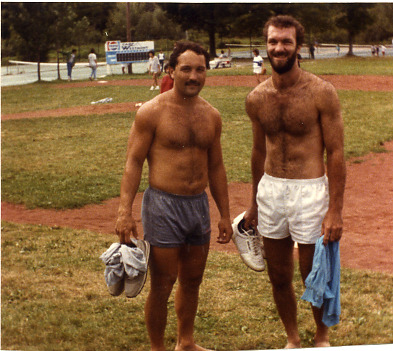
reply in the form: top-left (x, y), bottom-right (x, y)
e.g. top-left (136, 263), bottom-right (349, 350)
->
top-left (149, 50), bottom-right (155, 56)
top-left (263, 15), bottom-right (305, 47)
top-left (253, 49), bottom-right (259, 56)
top-left (169, 41), bottom-right (210, 70)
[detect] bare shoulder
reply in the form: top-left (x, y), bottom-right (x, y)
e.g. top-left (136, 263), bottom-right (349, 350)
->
top-left (134, 94), bottom-right (168, 125)
top-left (304, 71), bottom-right (339, 100)
top-left (247, 77), bottom-right (273, 102)
top-left (302, 71), bottom-right (341, 119)
top-left (246, 77), bottom-right (273, 118)
top-left (198, 96), bottom-right (222, 123)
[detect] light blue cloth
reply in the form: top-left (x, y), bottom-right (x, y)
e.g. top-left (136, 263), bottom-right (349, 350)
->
top-left (100, 242), bottom-right (148, 287)
top-left (301, 236), bottom-right (341, 327)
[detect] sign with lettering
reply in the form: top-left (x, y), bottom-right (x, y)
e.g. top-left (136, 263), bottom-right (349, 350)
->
top-left (105, 41), bottom-right (154, 65)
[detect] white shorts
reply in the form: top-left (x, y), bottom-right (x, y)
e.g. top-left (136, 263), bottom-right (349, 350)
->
top-left (254, 67), bottom-right (262, 74)
top-left (257, 173), bottom-right (329, 244)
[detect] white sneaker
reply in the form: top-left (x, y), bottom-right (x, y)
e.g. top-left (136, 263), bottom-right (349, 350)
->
top-left (124, 239), bottom-right (151, 298)
top-left (232, 212), bottom-right (265, 272)
top-left (150, 86), bottom-right (154, 90)
top-left (155, 86), bottom-right (160, 90)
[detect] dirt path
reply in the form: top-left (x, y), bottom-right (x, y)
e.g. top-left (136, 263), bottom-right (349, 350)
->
top-left (3, 75), bottom-right (393, 121)
top-left (2, 75), bottom-right (393, 274)
top-left (2, 141), bottom-right (393, 274)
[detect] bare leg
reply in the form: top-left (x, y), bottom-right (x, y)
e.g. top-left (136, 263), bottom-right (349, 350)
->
top-left (175, 242), bottom-right (211, 351)
top-left (263, 236), bottom-right (301, 348)
top-left (145, 246), bottom-right (180, 351)
top-left (298, 243), bottom-right (330, 347)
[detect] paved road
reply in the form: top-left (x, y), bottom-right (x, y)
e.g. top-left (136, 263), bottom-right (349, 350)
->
top-left (1, 45), bottom-right (392, 87)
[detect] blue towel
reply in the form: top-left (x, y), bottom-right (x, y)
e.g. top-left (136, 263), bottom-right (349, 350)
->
top-left (301, 236), bottom-right (341, 327)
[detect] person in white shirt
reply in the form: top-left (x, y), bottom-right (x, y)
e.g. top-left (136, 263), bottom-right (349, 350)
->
top-left (158, 50), bottom-right (165, 71)
top-left (148, 50), bottom-right (161, 90)
top-left (88, 48), bottom-right (97, 81)
top-left (252, 49), bottom-right (266, 84)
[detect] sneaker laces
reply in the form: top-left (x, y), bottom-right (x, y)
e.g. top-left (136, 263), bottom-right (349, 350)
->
top-left (240, 225), bottom-right (263, 257)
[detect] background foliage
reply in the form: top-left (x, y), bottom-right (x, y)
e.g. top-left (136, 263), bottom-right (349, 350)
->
top-left (2, 2), bottom-right (393, 63)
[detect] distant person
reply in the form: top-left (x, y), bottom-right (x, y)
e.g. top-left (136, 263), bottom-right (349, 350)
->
top-left (160, 63), bottom-right (174, 93)
top-left (215, 49), bottom-right (226, 68)
top-left (371, 45), bottom-right (376, 56)
top-left (309, 43), bottom-right (315, 59)
top-left (122, 63), bottom-right (127, 74)
top-left (158, 50), bottom-right (165, 71)
top-left (244, 15), bottom-right (346, 348)
top-left (148, 50), bottom-right (161, 90)
top-left (67, 49), bottom-right (77, 81)
top-left (252, 49), bottom-right (266, 84)
top-left (116, 40), bottom-right (232, 351)
top-left (381, 45), bottom-right (386, 57)
top-left (88, 48), bottom-right (97, 81)
top-left (336, 44), bottom-right (340, 56)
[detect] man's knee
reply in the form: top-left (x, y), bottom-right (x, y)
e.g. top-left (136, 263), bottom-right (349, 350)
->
top-left (150, 271), bottom-right (178, 297)
top-left (267, 264), bottom-right (293, 290)
top-left (178, 272), bottom-right (204, 291)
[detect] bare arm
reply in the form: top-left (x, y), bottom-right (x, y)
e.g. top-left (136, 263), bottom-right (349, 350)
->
top-left (319, 84), bottom-right (346, 244)
top-left (115, 106), bottom-right (155, 243)
top-left (244, 91), bottom-right (267, 228)
top-left (208, 114), bottom-right (232, 244)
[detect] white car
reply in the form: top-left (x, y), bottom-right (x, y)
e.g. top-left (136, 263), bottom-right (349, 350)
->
top-left (209, 56), bottom-right (232, 69)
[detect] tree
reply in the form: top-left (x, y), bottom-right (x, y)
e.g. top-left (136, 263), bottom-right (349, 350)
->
top-left (334, 4), bottom-right (374, 55)
top-left (5, 3), bottom-right (56, 80)
top-left (49, 3), bottom-right (79, 80)
top-left (362, 3), bottom-right (393, 43)
top-left (159, 3), bottom-right (243, 57)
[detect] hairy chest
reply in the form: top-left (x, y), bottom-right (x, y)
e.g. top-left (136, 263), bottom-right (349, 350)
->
top-left (258, 89), bottom-right (319, 136)
top-left (156, 111), bottom-right (216, 149)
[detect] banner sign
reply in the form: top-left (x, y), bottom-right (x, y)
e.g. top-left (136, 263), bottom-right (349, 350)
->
top-left (105, 41), bottom-right (154, 65)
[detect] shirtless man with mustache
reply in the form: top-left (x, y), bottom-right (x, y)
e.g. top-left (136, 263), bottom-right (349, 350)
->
top-left (244, 15), bottom-right (346, 348)
top-left (116, 41), bottom-right (232, 351)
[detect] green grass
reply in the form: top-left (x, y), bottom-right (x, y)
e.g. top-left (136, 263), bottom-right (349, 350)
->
top-left (300, 56), bottom-right (393, 76)
top-left (2, 84), bottom-right (393, 208)
top-left (0, 83), bottom-right (157, 115)
top-left (2, 221), bottom-right (393, 351)
top-left (1, 113), bottom-right (150, 208)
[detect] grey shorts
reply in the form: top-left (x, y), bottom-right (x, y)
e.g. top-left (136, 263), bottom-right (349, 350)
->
top-left (142, 187), bottom-right (211, 248)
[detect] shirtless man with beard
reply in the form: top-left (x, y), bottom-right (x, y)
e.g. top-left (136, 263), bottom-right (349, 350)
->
top-left (244, 15), bottom-right (346, 348)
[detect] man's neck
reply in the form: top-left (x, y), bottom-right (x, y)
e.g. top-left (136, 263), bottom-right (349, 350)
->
top-left (272, 65), bottom-right (302, 92)
top-left (170, 89), bottom-right (200, 106)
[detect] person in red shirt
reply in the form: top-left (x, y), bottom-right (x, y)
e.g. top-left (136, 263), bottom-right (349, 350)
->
top-left (160, 63), bottom-right (174, 93)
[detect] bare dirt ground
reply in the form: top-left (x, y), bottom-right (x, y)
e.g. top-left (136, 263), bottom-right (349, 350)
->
top-left (2, 75), bottom-right (393, 274)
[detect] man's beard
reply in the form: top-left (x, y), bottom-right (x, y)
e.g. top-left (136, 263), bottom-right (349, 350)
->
top-left (268, 50), bottom-right (297, 75)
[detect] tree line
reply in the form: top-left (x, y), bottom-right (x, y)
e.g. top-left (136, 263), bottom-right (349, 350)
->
top-left (2, 2), bottom-right (392, 64)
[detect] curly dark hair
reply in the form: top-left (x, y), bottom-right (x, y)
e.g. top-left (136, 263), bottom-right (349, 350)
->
top-left (263, 15), bottom-right (305, 47)
top-left (169, 41), bottom-right (210, 70)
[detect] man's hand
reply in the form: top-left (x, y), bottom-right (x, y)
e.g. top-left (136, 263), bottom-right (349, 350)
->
top-left (115, 214), bottom-right (138, 244)
top-left (216, 217), bottom-right (233, 244)
top-left (321, 209), bottom-right (343, 246)
top-left (243, 205), bottom-right (258, 230)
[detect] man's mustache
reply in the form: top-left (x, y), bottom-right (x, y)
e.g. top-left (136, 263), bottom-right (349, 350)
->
top-left (272, 52), bottom-right (287, 58)
top-left (185, 80), bottom-right (200, 86)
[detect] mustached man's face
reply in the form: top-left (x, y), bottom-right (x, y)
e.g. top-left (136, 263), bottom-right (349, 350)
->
top-left (267, 25), bottom-right (300, 75)
top-left (171, 50), bottom-right (207, 98)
